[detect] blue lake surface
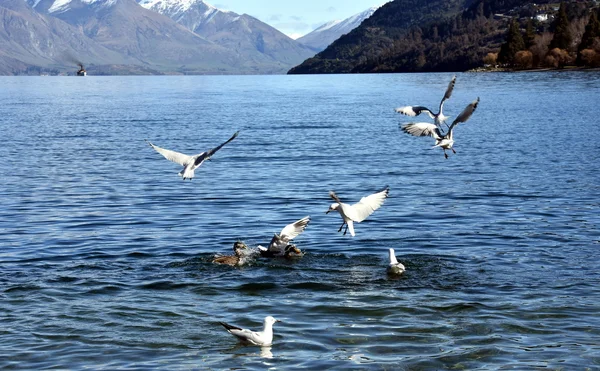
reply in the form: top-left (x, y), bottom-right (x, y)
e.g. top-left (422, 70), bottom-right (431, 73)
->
top-left (0, 72), bottom-right (599, 369)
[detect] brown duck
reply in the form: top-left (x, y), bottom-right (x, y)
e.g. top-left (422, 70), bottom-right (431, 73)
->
top-left (213, 241), bottom-right (248, 266)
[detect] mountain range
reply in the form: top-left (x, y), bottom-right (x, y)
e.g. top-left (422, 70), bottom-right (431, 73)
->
top-left (137, 0), bottom-right (316, 71)
top-left (0, 0), bottom-right (381, 75)
top-left (297, 6), bottom-right (380, 52)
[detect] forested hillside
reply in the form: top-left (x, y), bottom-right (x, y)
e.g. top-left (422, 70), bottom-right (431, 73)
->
top-left (289, 0), bottom-right (600, 74)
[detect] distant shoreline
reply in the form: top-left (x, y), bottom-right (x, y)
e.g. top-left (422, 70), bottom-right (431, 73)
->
top-left (467, 66), bottom-right (600, 73)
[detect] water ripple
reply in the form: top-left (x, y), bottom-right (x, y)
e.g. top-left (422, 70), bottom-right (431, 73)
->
top-left (1, 73), bottom-right (599, 369)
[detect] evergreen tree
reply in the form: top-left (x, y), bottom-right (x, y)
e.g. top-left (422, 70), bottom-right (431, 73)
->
top-left (578, 10), bottom-right (600, 50)
top-left (498, 18), bottom-right (526, 65)
top-left (549, 2), bottom-right (573, 50)
top-left (524, 19), bottom-right (536, 49)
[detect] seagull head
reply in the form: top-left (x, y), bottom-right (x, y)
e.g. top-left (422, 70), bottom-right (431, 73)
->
top-left (265, 316), bottom-right (281, 326)
top-left (326, 203), bottom-right (340, 214)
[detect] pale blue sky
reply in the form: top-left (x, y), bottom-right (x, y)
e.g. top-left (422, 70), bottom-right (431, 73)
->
top-left (212, 0), bottom-right (383, 39)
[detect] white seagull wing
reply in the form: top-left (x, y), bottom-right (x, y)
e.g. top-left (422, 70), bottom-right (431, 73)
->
top-left (220, 322), bottom-right (267, 345)
top-left (448, 97), bottom-right (480, 132)
top-left (400, 122), bottom-right (443, 140)
top-left (268, 216), bottom-right (310, 251)
top-left (346, 187), bottom-right (389, 222)
top-left (146, 140), bottom-right (192, 166)
top-left (395, 105), bottom-right (434, 119)
top-left (230, 328), bottom-right (266, 345)
top-left (279, 216), bottom-right (310, 241)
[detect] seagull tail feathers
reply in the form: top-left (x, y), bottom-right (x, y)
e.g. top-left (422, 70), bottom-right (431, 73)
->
top-left (179, 168), bottom-right (195, 180)
top-left (348, 221), bottom-right (356, 237)
top-left (219, 321), bottom-right (242, 332)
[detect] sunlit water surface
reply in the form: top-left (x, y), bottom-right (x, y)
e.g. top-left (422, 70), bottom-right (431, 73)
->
top-left (1, 72), bottom-right (599, 369)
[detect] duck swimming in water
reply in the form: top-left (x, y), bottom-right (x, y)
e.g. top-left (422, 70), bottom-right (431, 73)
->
top-left (213, 241), bottom-right (248, 266)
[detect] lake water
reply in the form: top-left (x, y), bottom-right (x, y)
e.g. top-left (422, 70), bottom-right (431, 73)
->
top-left (1, 72), bottom-right (599, 370)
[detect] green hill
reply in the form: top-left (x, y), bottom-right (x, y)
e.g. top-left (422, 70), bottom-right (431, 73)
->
top-left (289, 0), bottom-right (598, 74)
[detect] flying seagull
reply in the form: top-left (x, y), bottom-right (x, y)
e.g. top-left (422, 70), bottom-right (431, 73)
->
top-left (219, 316), bottom-right (281, 346)
top-left (146, 131), bottom-right (239, 180)
top-left (212, 241), bottom-right (248, 266)
top-left (400, 97), bottom-right (479, 159)
top-left (257, 216), bottom-right (310, 258)
top-left (326, 186), bottom-right (389, 237)
top-left (395, 75), bottom-right (456, 127)
top-left (387, 248), bottom-right (406, 275)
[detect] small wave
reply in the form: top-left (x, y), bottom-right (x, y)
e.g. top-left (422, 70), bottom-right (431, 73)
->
top-left (138, 280), bottom-right (191, 290)
top-left (84, 285), bottom-right (123, 295)
top-left (4, 284), bottom-right (42, 293)
top-left (286, 282), bottom-right (339, 291)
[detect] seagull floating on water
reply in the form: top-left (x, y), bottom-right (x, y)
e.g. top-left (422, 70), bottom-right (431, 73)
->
top-left (146, 131), bottom-right (239, 180)
top-left (326, 187), bottom-right (389, 237)
top-left (387, 248), bottom-right (405, 275)
top-left (400, 97), bottom-right (479, 159)
top-left (219, 316), bottom-right (281, 346)
top-left (212, 241), bottom-right (248, 266)
top-left (258, 216), bottom-right (310, 258)
top-left (395, 75), bottom-right (456, 127)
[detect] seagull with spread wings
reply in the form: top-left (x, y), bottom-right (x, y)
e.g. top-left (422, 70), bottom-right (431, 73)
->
top-left (146, 131), bottom-right (239, 180)
top-left (326, 187), bottom-right (389, 237)
top-left (395, 75), bottom-right (456, 127)
top-left (219, 316), bottom-right (281, 346)
top-left (258, 216), bottom-right (310, 258)
top-left (400, 98), bottom-right (479, 159)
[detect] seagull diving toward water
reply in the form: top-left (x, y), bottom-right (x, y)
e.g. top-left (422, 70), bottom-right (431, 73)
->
top-left (387, 248), bottom-right (405, 275)
top-left (219, 316), bottom-right (281, 346)
top-left (326, 187), bottom-right (389, 237)
top-left (212, 241), bottom-right (248, 266)
top-left (395, 75), bottom-right (456, 127)
top-left (257, 216), bottom-right (310, 258)
top-left (145, 131), bottom-right (239, 180)
top-left (400, 97), bottom-right (479, 159)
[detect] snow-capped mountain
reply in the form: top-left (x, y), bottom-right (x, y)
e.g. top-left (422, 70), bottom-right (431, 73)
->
top-left (138, 0), bottom-right (315, 68)
top-left (6, 0), bottom-right (317, 74)
top-left (13, 0), bottom-right (314, 74)
top-left (138, 0), bottom-right (220, 31)
top-left (26, 0), bottom-right (116, 14)
top-left (0, 0), bottom-right (134, 74)
top-left (22, 0), bottom-right (247, 74)
top-left (298, 6), bottom-right (380, 52)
